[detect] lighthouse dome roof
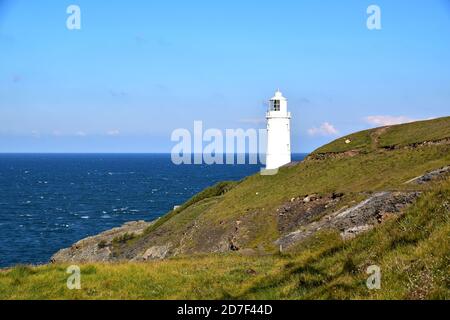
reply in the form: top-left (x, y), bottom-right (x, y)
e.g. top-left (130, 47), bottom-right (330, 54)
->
top-left (271, 90), bottom-right (287, 101)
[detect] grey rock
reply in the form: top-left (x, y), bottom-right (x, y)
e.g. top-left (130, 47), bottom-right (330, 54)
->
top-left (138, 244), bottom-right (171, 261)
top-left (51, 220), bottom-right (152, 263)
top-left (275, 191), bottom-right (421, 249)
top-left (405, 165), bottom-right (449, 184)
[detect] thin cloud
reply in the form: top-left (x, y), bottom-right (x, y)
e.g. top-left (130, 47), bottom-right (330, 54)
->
top-left (157, 37), bottom-right (172, 47)
top-left (109, 90), bottom-right (128, 97)
top-left (135, 34), bottom-right (146, 45)
top-left (238, 118), bottom-right (266, 125)
top-left (12, 74), bottom-right (22, 83)
top-left (297, 97), bottom-right (311, 105)
top-left (307, 122), bottom-right (339, 136)
top-left (365, 115), bottom-right (417, 126)
top-left (106, 129), bottom-right (120, 136)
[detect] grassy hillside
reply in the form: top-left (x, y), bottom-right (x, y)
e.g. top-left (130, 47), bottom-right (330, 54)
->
top-left (1, 177), bottom-right (448, 299)
top-left (111, 117), bottom-right (450, 259)
top-left (1, 117), bottom-right (449, 300)
top-left (314, 116), bottom-right (450, 154)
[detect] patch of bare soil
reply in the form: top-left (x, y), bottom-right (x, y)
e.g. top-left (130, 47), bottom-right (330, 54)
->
top-left (382, 137), bottom-right (450, 151)
top-left (277, 193), bottom-right (344, 234)
top-left (307, 150), bottom-right (360, 161)
top-left (371, 126), bottom-right (390, 150)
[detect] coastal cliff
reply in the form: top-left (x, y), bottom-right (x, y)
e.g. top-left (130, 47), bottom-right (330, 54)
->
top-left (2, 117), bottom-right (449, 300)
top-left (52, 117), bottom-right (450, 264)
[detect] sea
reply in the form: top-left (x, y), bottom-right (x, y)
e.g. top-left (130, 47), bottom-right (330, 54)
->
top-left (0, 153), bottom-right (306, 268)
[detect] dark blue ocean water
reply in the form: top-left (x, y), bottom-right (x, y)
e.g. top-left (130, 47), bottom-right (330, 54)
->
top-left (0, 154), bottom-right (305, 268)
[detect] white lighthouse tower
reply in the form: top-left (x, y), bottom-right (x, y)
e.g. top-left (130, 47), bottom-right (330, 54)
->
top-left (265, 90), bottom-right (291, 170)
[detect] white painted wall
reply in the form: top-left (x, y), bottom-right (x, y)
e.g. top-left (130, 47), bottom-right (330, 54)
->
top-left (265, 90), bottom-right (291, 170)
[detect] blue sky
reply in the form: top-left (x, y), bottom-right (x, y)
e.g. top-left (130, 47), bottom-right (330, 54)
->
top-left (0, 0), bottom-right (449, 153)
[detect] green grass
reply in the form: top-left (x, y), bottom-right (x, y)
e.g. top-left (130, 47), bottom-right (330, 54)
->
top-left (1, 178), bottom-right (448, 300)
top-left (314, 128), bottom-right (374, 154)
top-left (0, 255), bottom-right (279, 300)
top-left (142, 181), bottom-right (238, 236)
top-left (238, 178), bottom-right (450, 300)
top-left (112, 233), bottom-right (136, 245)
top-left (313, 116), bottom-right (450, 154)
top-left (379, 116), bottom-right (450, 148)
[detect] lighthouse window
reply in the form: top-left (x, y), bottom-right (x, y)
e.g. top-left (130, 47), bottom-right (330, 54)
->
top-left (273, 100), bottom-right (280, 111)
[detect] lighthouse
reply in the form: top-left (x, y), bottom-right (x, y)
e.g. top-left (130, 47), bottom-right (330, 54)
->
top-left (265, 90), bottom-right (291, 170)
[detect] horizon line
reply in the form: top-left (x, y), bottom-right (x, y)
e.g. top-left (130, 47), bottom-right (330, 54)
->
top-left (0, 152), bottom-right (311, 155)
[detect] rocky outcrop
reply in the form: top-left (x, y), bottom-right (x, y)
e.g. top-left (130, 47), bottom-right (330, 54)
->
top-left (135, 244), bottom-right (172, 261)
top-left (277, 193), bottom-right (344, 234)
top-left (275, 162), bottom-right (450, 249)
top-left (51, 220), bottom-right (151, 263)
top-left (405, 166), bottom-right (450, 185)
top-left (48, 191), bottom-right (426, 263)
top-left (275, 191), bottom-right (421, 249)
